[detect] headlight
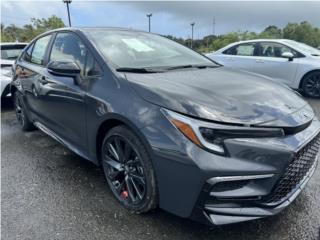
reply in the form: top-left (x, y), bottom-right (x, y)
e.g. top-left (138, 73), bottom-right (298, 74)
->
top-left (161, 108), bottom-right (284, 155)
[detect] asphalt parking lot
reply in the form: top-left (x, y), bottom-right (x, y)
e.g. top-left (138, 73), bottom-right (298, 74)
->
top-left (1, 97), bottom-right (320, 240)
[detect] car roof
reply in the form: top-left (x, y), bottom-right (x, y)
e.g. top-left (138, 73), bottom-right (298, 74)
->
top-left (0, 42), bottom-right (28, 46)
top-left (79, 26), bottom-right (149, 32)
top-left (226, 39), bottom-right (293, 46)
top-left (33, 27), bottom-right (158, 41)
top-left (213, 39), bottom-right (297, 53)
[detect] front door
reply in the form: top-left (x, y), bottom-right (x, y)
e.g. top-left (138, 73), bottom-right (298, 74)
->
top-left (215, 42), bottom-right (259, 73)
top-left (36, 32), bottom-right (88, 151)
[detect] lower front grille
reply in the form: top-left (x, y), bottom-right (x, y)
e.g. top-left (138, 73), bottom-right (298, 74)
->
top-left (264, 133), bottom-right (320, 205)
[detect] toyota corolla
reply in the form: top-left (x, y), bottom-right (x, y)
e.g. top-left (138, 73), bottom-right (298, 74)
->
top-left (11, 28), bottom-right (320, 225)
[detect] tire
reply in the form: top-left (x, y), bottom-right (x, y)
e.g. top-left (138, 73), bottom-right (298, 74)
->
top-left (301, 71), bottom-right (320, 98)
top-left (13, 91), bottom-right (35, 131)
top-left (101, 125), bottom-right (158, 213)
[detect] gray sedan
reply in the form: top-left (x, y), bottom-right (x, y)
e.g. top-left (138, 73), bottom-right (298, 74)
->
top-left (11, 28), bottom-right (320, 226)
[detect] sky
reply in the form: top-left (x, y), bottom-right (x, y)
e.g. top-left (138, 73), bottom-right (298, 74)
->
top-left (1, 0), bottom-right (320, 39)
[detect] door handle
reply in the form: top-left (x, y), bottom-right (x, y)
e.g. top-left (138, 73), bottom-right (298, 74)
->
top-left (256, 59), bottom-right (264, 63)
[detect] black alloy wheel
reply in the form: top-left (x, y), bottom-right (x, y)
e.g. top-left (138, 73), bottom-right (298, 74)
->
top-left (302, 71), bottom-right (320, 98)
top-left (13, 91), bottom-right (34, 131)
top-left (14, 91), bottom-right (25, 126)
top-left (102, 126), bottom-right (158, 212)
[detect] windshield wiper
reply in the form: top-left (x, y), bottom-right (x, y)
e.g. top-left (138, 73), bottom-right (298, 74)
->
top-left (165, 64), bottom-right (218, 71)
top-left (116, 64), bottom-right (218, 73)
top-left (116, 67), bottom-right (162, 73)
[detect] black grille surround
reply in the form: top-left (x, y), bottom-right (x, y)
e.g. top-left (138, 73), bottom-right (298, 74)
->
top-left (263, 133), bottom-right (320, 205)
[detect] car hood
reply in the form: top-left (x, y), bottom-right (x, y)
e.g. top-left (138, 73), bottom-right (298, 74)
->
top-left (125, 67), bottom-right (314, 127)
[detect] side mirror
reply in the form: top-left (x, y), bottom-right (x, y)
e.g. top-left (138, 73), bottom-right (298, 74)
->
top-left (47, 60), bottom-right (81, 77)
top-left (281, 52), bottom-right (294, 61)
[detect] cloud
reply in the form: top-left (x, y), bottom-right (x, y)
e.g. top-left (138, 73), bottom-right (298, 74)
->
top-left (1, 1), bottom-right (320, 38)
top-left (1, 0), bottom-right (68, 25)
top-left (121, 1), bottom-right (320, 36)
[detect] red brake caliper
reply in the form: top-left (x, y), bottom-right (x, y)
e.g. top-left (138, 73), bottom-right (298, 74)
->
top-left (120, 190), bottom-right (128, 199)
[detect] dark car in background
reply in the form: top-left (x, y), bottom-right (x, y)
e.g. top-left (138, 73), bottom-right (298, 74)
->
top-left (11, 28), bottom-right (320, 226)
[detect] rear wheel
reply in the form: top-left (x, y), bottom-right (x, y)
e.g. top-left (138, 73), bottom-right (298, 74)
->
top-left (301, 71), bottom-right (320, 98)
top-left (13, 91), bottom-right (35, 131)
top-left (101, 125), bottom-right (158, 213)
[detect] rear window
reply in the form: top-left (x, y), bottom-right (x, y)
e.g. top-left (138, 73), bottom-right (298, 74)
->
top-left (1, 45), bottom-right (26, 60)
top-left (223, 43), bottom-right (257, 56)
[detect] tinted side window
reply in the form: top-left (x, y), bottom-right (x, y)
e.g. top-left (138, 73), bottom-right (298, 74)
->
top-left (259, 42), bottom-right (300, 58)
top-left (50, 33), bottom-right (86, 75)
top-left (235, 43), bottom-right (255, 56)
top-left (223, 46), bottom-right (237, 55)
top-left (31, 35), bottom-right (52, 65)
top-left (1, 45), bottom-right (26, 60)
top-left (223, 43), bottom-right (257, 56)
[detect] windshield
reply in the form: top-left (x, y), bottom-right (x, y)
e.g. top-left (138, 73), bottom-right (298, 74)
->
top-left (283, 40), bottom-right (320, 55)
top-left (1, 45), bottom-right (26, 60)
top-left (85, 29), bottom-right (216, 69)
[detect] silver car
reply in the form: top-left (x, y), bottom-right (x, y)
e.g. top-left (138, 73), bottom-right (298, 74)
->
top-left (1, 43), bottom-right (27, 97)
top-left (207, 39), bottom-right (320, 98)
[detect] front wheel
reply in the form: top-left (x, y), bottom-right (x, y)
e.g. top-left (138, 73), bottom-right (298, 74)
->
top-left (301, 71), bottom-right (320, 98)
top-left (101, 125), bottom-right (158, 213)
top-left (13, 91), bottom-right (35, 131)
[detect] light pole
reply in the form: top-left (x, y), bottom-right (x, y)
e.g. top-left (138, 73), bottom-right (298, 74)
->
top-left (190, 22), bottom-right (195, 49)
top-left (63, 0), bottom-right (72, 27)
top-left (213, 17), bottom-right (216, 36)
top-left (146, 13), bottom-right (152, 32)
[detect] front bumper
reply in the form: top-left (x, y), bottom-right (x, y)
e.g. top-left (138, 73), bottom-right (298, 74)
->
top-left (193, 155), bottom-right (318, 225)
top-left (144, 115), bottom-right (320, 225)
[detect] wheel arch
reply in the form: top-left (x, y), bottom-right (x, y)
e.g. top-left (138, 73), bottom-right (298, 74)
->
top-left (299, 69), bottom-right (320, 89)
top-left (10, 84), bottom-right (18, 96)
top-left (95, 114), bottom-right (154, 166)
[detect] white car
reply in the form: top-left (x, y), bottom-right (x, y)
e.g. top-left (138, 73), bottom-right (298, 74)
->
top-left (206, 39), bottom-right (320, 98)
top-left (1, 43), bottom-right (27, 97)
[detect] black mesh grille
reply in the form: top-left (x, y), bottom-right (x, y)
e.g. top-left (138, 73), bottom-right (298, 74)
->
top-left (265, 133), bottom-right (320, 205)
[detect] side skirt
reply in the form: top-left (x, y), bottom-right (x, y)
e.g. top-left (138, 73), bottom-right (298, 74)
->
top-left (33, 121), bottom-right (93, 164)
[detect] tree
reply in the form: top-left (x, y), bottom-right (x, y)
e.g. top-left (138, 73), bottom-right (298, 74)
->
top-left (1, 23), bottom-right (11, 42)
top-left (31, 15), bottom-right (65, 33)
top-left (283, 21), bottom-right (320, 47)
top-left (238, 31), bottom-right (259, 41)
top-left (259, 25), bottom-right (282, 39)
top-left (1, 24), bottom-right (22, 42)
top-left (209, 33), bottom-right (239, 51)
top-left (1, 15), bottom-right (65, 42)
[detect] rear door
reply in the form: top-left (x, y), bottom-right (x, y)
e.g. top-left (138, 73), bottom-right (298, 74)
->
top-left (15, 34), bottom-right (53, 120)
top-left (214, 42), bottom-right (259, 73)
